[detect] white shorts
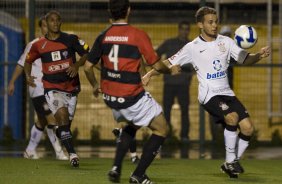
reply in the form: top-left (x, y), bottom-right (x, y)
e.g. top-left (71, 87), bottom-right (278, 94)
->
top-left (45, 90), bottom-right (77, 121)
top-left (112, 92), bottom-right (162, 127)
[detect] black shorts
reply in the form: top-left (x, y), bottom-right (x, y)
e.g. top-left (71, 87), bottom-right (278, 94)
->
top-left (203, 95), bottom-right (249, 124)
top-left (31, 95), bottom-right (52, 118)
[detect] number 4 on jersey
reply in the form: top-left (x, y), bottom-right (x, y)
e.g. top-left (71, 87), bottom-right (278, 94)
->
top-left (108, 44), bottom-right (119, 71)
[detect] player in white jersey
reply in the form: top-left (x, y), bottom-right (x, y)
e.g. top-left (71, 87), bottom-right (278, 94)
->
top-left (143, 6), bottom-right (271, 178)
top-left (8, 17), bottom-right (67, 160)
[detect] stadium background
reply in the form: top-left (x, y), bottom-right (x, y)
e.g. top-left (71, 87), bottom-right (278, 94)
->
top-left (1, 0), bottom-right (282, 144)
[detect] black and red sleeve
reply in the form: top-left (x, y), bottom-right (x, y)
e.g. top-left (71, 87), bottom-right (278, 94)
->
top-left (138, 30), bottom-right (159, 66)
top-left (87, 33), bottom-right (105, 65)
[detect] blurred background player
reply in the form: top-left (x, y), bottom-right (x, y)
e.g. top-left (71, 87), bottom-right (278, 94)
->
top-left (84, 0), bottom-right (168, 183)
top-left (24, 10), bottom-right (89, 167)
top-left (156, 21), bottom-right (194, 158)
top-left (8, 16), bottom-right (67, 160)
top-left (143, 6), bottom-right (271, 178)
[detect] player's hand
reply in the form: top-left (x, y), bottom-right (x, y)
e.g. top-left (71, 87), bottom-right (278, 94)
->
top-left (259, 46), bottom-right (271, 59)
top-left (170, 65), bottom-right (181, 75)
top-left (26, 76), bottom-right (36, 87)
top-left (93, 83), bottom-right (101, 98)
top-left (66, 64), bottom-right (79, 78)
top-left (8, 82), bottom-right (15, 96)
top-left (142, 73), bottom-right (151, 86)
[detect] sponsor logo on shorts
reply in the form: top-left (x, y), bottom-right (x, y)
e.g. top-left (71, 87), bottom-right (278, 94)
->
top-left (43, 102), bottom-right (49, 111)
top-left (219, 102), bottom-right (229, 111)
top-left (53, 100), bottom-right (59, 107)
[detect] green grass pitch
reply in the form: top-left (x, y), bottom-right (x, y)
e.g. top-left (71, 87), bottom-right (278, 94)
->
top-left (1, 158), bottom-right (282, 184)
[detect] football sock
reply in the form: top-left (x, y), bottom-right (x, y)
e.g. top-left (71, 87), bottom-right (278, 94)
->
top-left (56, 125), bottom-right (75, 154)
top-left (46, 125), bottom-right (62, 153)
top-left (224, 125), bottom-right (238, 163)
top-left (237, 132), bottom-right (251, 159)
top-left (113, 125), bottom-right (136, 173)
top-left (129, 139), bottom-right (137, 154)
top-left (133, 134), bottom-right (165, 177)
top-left (26, 124), bottom-right (44, 151)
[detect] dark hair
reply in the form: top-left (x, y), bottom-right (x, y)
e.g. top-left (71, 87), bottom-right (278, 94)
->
top-left (45, 10), bottom-right (61, 21)
top-left (108, 0), bottom-right (130, 20)
top-left (195, 6), bottom-right (217, 23)
top-left (178, 21), bottom-right (190, 29)
top-left (38, 16), bottom-right (46, 27)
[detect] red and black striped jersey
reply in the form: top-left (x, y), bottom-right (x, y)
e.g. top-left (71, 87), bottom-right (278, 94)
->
top-left (88, 23), bottom-right (159, 109)
top-left (26, 32), bottom-right (89, 94)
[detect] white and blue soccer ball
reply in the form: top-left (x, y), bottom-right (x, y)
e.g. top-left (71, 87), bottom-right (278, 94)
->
top-left (234, 25), bottom-right (257, 49)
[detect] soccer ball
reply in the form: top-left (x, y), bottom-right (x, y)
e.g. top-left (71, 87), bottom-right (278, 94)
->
top-left (234, 25), bottom-right (257, 49)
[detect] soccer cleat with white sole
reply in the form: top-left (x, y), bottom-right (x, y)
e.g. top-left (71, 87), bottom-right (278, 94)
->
top-left (23, 149), bottom-right (39, 159)
top-left (69, 153), bottom-right (79, 167)
top-left (129, 174), bottom-right (153, 184)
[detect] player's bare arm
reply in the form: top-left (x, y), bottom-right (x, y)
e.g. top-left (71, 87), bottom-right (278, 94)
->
top-left (24, 62), bottom-right (36, 87)
top-left (8, 65), bottom-right (24, 95)
top-left (66, 53), bottom-right (88, 78)
top-left (84, 60), bottom-right (100, 97)
top-left (243, 46), bottom-right (271, 65)
top-left (142, 59), bottom-right (180, 86)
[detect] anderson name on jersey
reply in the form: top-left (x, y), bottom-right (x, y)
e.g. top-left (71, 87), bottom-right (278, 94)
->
top-left (169, 35), bottom-right (249, 104)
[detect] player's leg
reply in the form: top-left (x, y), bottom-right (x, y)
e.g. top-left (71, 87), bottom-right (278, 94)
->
top-left (203, 96), bottom-right (239, 177)
top-left (45, 91), bottom-right (78, 167)
top-left (108, 124), bottom-right (138, 183)
top-left (130, 113), bottom-right (168, 183)
top-left (163, 84), bottom-right (175, 137)
top-left (232, 97), bottom-right (253, 173)
top-left (24, 122), bottom-right (44, 159)
top-left (24, 97), bottom-right (48, 159)
top-left (33, 95), bottom-right (67, 160)
top-left (176, 85), bottom-right (190, 141)
top-left (45, 114), bottom-right (68, 160)
top-left (129, 139), bottom-right (139, 164)
top-left (111, 124), bottom-right (139, 164)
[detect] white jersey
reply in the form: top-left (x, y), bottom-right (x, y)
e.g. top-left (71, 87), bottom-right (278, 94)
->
top-left (18, 38), bottom-right (44, 98)
top-left (169, 35), bottom-right (248, 104)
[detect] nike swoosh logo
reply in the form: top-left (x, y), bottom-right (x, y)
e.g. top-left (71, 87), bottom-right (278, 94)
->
top-left (200, 49), bottom-right (206, 53)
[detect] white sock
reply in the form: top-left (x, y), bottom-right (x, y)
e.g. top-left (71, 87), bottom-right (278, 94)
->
top-left (237, 138), bottom-right (249, 159)
top-left (130, 152), bottom-right (137, 158)
top-left (224, 129), bottom-right (237, 163)
top-left (26, 125), bottom-right (43, 151)
top-left (46, 127), bottom-right (63, 153)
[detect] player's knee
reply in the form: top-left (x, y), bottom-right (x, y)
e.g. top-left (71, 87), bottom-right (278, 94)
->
top-left (150, 115), bottom-right (168, 137)
top-left (239, 120), bottom-right (254, 136)
top-left (224, 112), bottom-right (239, 126)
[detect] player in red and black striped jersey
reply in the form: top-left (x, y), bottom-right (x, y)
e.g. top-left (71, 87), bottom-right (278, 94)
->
top-left (84, 0), bottom-right (169, 183)
top-left (24, 10), bottom-right (89, 168)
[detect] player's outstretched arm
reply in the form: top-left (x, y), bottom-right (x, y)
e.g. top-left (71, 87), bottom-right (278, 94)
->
top-left (142, 59), bottom-right (181, 86)
top-left (24, 62), bottom-right (36, 87)
top-left (84, 60), bottom-right (100, 97)
top-left (8, 65), bottom-right (24, 96)
top-left (243, 46), bottom-right (271, 65)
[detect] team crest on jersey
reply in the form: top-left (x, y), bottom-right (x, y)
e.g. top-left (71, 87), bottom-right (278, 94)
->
top-left (213, 60), bottom-right (222, 71)
top-left (79, 39), bottom-right (85, 45)
top-left (218, 42), bottom-right (226, 52)
top-left (62, 51), bottom-right (68, 59)
top-left (219, 102), bottom-right (229, 111)
top-left (51, 51), bottom-right (61, 61)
